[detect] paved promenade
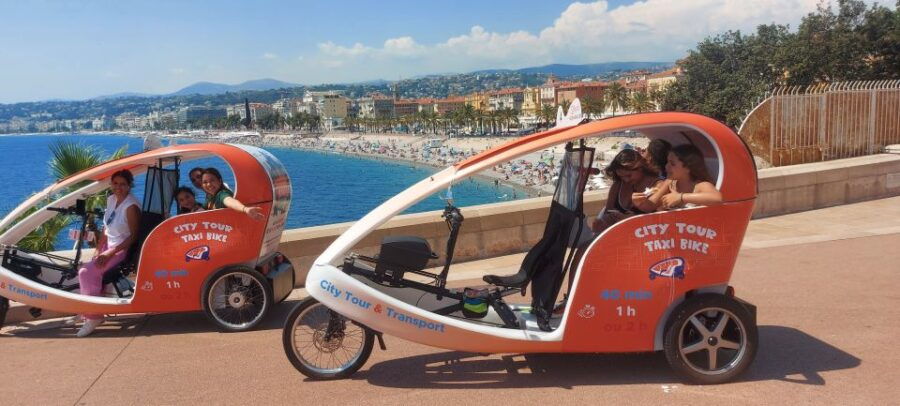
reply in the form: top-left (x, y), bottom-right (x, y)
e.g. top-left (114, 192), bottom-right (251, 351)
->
top-left (2, 197), bottom-right (899, 405)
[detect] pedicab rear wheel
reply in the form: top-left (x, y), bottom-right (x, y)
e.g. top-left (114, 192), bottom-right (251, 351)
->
top-left (201, 267), bottom-right (273, 332)
top-left (282, 297), bottom-right (374, 379)
top-left (663, 294), bottom-right (758, 384)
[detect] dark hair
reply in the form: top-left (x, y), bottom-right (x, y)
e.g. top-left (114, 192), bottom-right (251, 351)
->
top-left (671, 144), bottom-right (713, 183)
top-left (646, 139), bottom-right (672, 176)
top-left (202, 167), bottom-right (223, 182)
top-left (175, 186), bottom-right (195, 198)
top-left (189, 167), bottom-right (204, 178)
top-left (110, 169), bottom-right (134, 187)
top-left (604, 149), bottom-right (657, 182)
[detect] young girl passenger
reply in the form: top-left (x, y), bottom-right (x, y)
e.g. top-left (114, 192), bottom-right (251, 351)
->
top-left (175, 187), bottom-right (203, 214)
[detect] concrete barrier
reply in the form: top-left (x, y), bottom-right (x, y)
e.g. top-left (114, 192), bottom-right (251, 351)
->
top-left (279, 153), bottom-right (900, 285)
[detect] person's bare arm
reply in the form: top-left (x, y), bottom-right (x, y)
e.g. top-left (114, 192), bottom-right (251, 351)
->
top-left (683, 181), bottom-right (722, 206)
top-left (632, 179), bottom-right (663, 212)
top-left (223, 196), bottom-right (264, 220)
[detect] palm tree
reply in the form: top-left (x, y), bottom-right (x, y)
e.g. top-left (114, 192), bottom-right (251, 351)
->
top-left (629, 91), bottom-right (656, 113)
top-left (539, 104), bottom-right (556, 129)
top-left (16, 141), bottom-right (127, 252)
top-left (459, 104), bottom-right (477, 134)
top-left (605, 82), bottom-right (629, 116)
top-left (498, 108), bottom-right (519, 132)
top-left (582, 96), bottom-right (607, 119)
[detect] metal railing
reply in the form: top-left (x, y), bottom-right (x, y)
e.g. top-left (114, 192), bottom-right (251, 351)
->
top-left (739, 80), bottom-right (900, 166)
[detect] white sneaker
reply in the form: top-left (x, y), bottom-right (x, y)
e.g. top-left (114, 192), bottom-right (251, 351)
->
top-left (63, 315), bottom-right (83, 327)
top-left (76, 318), bottom-right (104, 337)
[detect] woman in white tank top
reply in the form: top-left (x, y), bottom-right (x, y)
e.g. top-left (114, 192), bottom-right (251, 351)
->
top-left (74, 169), bottom-right (141, 337)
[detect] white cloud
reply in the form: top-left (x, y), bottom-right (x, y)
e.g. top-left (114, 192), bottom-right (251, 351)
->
top-left (169, 67), bottom-right (186, 75)
top-left (303, 0), bottom-right (881, 82)
top-left (262, 52), bottom-right (279, 59)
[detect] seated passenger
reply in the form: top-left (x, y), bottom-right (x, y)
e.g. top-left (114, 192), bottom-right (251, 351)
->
top-left (175, 186), bottom-right (203, 214)
top-left (200, 167), bottom-right (264, 220)
top-left (188, 167), bottom-right (204, 190)
top-left (75, 169), bottom-right (141, 337)
top-left (637, 138), bottom-right (672, 180)
top-left (646, 144), bottom-right (722, 210)
top-left (592, 149), bottom-right (661, 233)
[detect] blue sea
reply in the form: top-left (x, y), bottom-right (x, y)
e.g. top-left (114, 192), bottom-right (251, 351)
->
top-left (0, 134), bottom-right (526, 234)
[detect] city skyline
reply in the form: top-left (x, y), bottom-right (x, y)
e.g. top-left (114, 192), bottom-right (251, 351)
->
top-left (0, 0), bottom-right (887, 104)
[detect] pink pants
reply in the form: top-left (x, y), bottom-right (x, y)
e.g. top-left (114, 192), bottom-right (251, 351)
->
top-left (78, 249), bottom-right (127, 320)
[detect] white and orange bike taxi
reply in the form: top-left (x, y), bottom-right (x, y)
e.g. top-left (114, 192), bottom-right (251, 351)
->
top-left (283, 111), bottom-right (759, 384)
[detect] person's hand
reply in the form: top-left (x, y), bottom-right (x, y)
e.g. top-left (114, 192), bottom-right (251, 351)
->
top-left (661, 180), bottom-right (681, 209)
top-left (244, 206), bottom-right (264, 221)
top-left (94, 251), bottom-right (111, 267)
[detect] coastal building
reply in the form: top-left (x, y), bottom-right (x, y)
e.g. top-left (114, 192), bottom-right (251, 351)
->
top-left (465, 92), bottom-right (489, 111)
top-left (416, 98), bottom-right (437, 114)
top-left (296, 101), bottom-right (318, 115)
top-left (556, 81), bottom-right (607, 106)
top-left (488, 88), bottom-right (524, 111)
top-left (225, 104), bottom-right (243, 118)
top-left (176, 106), bottom-right (227, 125)
top-left (320, 94), bottom-right (349, 130)
top-left (272, 99), bottom-right (299, 117)
top-left (303, 90), bottom-right (342, 104)
top-left (539, 75), bottom-right (562, 107)
top-left (647, 67), bottom-right (681, 92)
top-left (393, 99), bottom-right (419, 117)
top-left (115, 113), bottom-right (142, 129)
top-left (623, 70), bottom-right (650, 84)
top-left (227, 103), bottom-right (275, 122)
top-left (435, 96), bottom-right (466, 116)
top-left (358, 93), bottom-right (395, 119)
top-left (625, 79), bottom-right (648, 94)
top-left (520, 87), bottom-right (540, 116)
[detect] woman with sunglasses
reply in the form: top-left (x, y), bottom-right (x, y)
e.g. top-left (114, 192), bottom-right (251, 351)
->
top-left (73, 169), bottom-right (141, 337)
top-left (592, 149), bottom-right (661, 233)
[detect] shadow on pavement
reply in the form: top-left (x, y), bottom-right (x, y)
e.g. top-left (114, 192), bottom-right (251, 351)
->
top-left (362, 325), bottom-right (860, 389)
top-left (0, 300), bottom-right (298, 338)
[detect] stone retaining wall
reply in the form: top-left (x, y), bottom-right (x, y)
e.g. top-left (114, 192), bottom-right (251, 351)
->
top-left (280, 154), bottom-right (900, 285)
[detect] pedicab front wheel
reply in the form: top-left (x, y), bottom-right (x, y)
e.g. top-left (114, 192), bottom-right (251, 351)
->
top-left (282, 297), bottom-right (374, 379)
top-left (663, 293), bottom-right (758, 385)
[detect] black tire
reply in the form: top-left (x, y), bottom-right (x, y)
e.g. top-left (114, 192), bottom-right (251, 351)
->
top-left (663, 293), bottom-right (758, 384)
top-left (201, 267), bottom-right (273, 332)
top-left (282, 297), bottom-right (374, 379)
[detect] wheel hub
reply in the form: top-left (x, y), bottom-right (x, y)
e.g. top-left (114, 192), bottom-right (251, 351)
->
top-left (707, 336), bottom-right (718, 346)
top-left (228, 291), bottom-right (246, 308)
top-left (312, 328), bottom-right (343, 353)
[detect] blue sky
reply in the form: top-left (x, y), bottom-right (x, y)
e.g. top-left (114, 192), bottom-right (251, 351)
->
top-left (0, 0), bottom-right (881, 103)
